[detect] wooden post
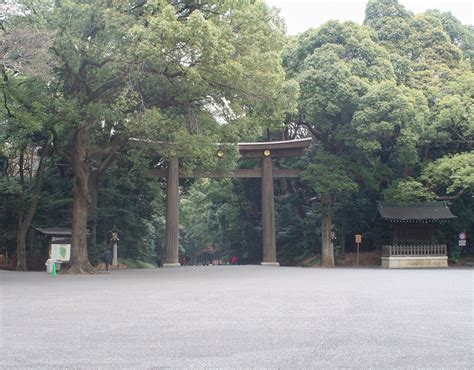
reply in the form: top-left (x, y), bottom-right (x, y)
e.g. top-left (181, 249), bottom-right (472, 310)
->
top-left (261, 156), bottom-right (279, 266)
top-left (355, 234), bottom-right (362, 267)
top-left (164, 157), bottom-right (180, 267)
top-left (356, 242), bottom-right (360, 266)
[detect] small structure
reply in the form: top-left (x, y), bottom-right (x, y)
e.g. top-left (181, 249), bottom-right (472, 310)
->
top-left (36, 228), bottom-right (72, 270)
top-left (377, 202), bottom-right (455, 268)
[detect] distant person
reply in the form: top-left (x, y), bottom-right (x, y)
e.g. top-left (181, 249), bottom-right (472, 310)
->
top-left (231, 256), bottom-right (238, 265)
top-left (103, 249), bottom-right (112, 271)
top-left (156, 258), bottom-right (162, 268)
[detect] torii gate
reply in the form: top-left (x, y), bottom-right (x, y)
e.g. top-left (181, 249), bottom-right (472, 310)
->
top-left (145, 138), bottom-right (311, 267)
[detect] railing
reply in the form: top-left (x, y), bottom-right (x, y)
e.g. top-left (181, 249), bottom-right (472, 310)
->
top-left (382, 244), bottom-right (447, 257)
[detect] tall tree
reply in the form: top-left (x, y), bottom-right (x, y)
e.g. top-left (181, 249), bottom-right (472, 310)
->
top-left (1, 17), bottom-right (54, 269)
top-left (0, 76), bottom-right (52, 270)
top-left (284, 21), bottom-right (427, 266)
top-left (6, 0), bottom-right (288, 272)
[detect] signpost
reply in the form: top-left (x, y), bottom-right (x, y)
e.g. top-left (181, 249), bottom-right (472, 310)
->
top-left (459, 232), bottom-right (467, 247)
top-left (355, 234), bottom-right (362, 266)
top-left (51, 243), bottom-right (71, 262)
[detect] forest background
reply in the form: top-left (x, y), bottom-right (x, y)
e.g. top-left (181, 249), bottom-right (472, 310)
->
top-left (0, 0), bottom-right (472, 271)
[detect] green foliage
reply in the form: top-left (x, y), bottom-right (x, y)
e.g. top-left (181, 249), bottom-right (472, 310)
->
top-left (301, 152), bottom-right (358, 194)
top-left (425, 9), bottom-right (474, 69)
top-left (180, 178), bottom-right (262, 262)
top-left (422, 152), bottom-right (474, 196)
top-left (429, 72), bottom-right (474, 153)
top-left (383, 178), bottom-right (436, 202)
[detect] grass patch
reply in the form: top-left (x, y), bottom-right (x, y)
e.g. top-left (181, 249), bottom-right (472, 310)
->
top-left (300, 256), bottom-right (321, 267)
top-left (120, 258), bottom-right (156, 269)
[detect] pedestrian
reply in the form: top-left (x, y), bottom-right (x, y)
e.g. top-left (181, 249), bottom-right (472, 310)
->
top-left (103, 248), bottom-right (112, 271)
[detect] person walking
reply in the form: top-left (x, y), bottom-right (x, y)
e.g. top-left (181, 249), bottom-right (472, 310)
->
top-left (103, 248), bottom-right (112, 271)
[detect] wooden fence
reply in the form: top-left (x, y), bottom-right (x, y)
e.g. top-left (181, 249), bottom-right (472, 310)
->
top-left (382, 244), bottom-right (447, 257)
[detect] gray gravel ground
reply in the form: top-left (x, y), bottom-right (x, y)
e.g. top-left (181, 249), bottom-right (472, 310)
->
top-left (1, 266), bottom-right (473, 369)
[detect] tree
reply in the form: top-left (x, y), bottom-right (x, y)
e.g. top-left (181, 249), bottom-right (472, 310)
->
top-left (0, 103), bottom-right (51, 270)
top-left (1, 27), bottom-right (54, 269)
top-left (364, 0), bottom-right (466, 104)
top-left (5, 0), bottom-right (288, 272)
top-left (284, 20), bottom-right (428, 266)
top-left (425, 9), bottom-right (474, 69)
top-left (422, 152), bottom-right (474, 200)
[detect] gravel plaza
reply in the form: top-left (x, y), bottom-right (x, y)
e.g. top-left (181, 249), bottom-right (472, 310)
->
top-left (1, 266), bottom-right (472, 368)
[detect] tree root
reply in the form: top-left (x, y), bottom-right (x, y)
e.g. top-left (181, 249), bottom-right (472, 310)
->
top-left (62, 261), bottom-right (98, 274)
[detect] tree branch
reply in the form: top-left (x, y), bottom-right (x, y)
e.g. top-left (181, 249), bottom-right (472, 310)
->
top-left (87, 133), bottom-right (128, 159)
top-left (88, 78), bottom-right (123, 101)
top-left (436, 189), bottom-right (466, 201)
top-left (50, 127), bottom-right (72, 164)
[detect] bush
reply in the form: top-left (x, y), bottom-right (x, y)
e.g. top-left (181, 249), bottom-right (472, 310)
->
top-left (120, 258), bottom-right (156, 269)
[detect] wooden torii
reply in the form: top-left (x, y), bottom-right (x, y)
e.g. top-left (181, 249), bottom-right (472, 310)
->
top-left (142, 138), bottom-right (312, 267)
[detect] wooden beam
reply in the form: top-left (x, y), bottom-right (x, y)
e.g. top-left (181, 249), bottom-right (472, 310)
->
top-left (261, 156), bottom-right (278, 265)
top-left (129, 137), bottom-right (312, 158)
top-left (146, 168), bottom-right (301, 178)
top-left (239, 148), bottom-right (307, 158)
top-left (163, 157), bottom-right (180, 267)
top-left (238, 137), bottom-right (312, 150)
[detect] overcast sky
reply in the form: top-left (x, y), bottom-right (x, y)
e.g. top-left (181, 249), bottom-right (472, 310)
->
top-left (265, 0), bottom-right (473, 35)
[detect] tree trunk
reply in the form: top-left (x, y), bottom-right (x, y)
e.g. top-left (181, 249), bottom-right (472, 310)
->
top-left (88, 169), bottom-right (100, 249)
top-left (321, 192), bottom-right (335, 267)
top-left (16, 214), bottom-right (28, 271)
top-left (16, 140), bottom-right (50, 270)
top-left (16, 149), bottom-right (27, 270)
top-left (64, 126), bottom-right (97, 274)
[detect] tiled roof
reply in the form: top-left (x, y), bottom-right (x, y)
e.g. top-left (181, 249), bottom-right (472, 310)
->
top-left (377, 202), bottom-right (456, 222)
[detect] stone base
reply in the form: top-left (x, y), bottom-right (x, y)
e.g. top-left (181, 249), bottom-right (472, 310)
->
top-left (162, 263), bottom-right (181, 268)
top-left (260, 262), bottom-right (280, 267)
top-left (382, 256), bottom-right (448, 269)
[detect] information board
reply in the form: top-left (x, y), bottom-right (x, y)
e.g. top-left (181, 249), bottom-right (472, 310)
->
top-left (51, 243), bottom-right (71, 261)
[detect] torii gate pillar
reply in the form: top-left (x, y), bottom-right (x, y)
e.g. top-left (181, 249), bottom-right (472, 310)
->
top-left (163, 157), bottom-right (180, 267)
top-left (261, 156), bottom-right (278, 266)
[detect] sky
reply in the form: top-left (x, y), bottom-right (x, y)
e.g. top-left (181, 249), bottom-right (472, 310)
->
top-left (265, 0), bottom-right (473, 35)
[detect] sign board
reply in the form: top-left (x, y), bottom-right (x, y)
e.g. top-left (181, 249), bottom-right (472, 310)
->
top-left (355, 234), bottom-right (362, 244)
top-left (458, 240), bottom-right (467, 247)
top-left (459, 232), bottom-right (466, 240)
top-left (51, 243), bottom-right (71, 261)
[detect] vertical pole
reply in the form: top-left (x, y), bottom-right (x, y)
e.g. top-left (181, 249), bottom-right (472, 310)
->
top-left (112, 242), bottom-right (118, 267)
top-left (163, 157), bottom-right (180, 267)
top-left (261, 156), bottom-right (279, 266)
top-left (356, 242), bottom-right (360, 267)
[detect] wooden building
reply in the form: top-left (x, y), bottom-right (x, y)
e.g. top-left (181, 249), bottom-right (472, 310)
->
top-left (36, 228), bottom-right (72, 268)
top-left (377, 202), bottom-right (455, 268)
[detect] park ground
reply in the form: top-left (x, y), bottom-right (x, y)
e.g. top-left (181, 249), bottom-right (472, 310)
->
top-left (1, 266), bottom-right (473, 368)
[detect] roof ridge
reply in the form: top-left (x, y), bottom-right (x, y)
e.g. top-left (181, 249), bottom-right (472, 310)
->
top-left (377, 201), bottom-right (448, 207)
